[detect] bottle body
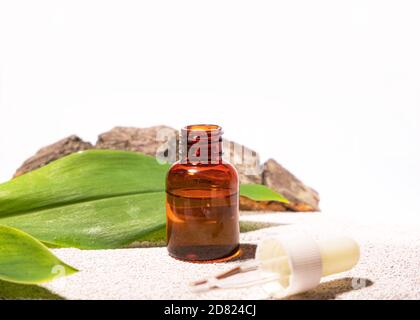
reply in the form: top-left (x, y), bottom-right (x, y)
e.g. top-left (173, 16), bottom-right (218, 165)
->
top-left (166, 125), bottom-right (240, 262)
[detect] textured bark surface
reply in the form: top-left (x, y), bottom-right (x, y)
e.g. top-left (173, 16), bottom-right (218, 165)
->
top-left (96, 126), bottom-right (178, 161)
top-left (262, 159), bottom-right (320, 212)
top-left (12, 126), bottom-right (320, 212)
top-left (13, 135), bottom-right (93, 178)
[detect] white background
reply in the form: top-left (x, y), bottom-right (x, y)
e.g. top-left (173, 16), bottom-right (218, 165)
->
top-left (0, 1), bottom-right (419, 223)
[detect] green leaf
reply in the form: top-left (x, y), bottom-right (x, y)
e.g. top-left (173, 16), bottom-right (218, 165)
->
top-left (240, 184), bottom-right (289, 203)
top-left (0, 150), bottom-right (170, 249)
top-left (0, 150), bottom-right (284, 250)
top-left (0, 225), bottom-right (77, 284)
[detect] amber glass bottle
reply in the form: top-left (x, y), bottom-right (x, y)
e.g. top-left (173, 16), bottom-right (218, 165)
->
top-left (166, 125), bottom-right (240, 262)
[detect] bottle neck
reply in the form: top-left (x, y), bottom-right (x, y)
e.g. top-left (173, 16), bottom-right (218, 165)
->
top-left (179, 125), bottom-right (223, 165)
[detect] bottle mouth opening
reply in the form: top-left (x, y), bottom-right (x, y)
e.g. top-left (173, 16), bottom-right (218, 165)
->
top-left (179, 124), bottom-right (224, 163)
top-left (182, 124), bottom-right (222, 133)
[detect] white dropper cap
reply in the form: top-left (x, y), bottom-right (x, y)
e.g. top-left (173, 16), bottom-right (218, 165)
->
top-left (190, 232), bottom-right (360, 299)
top-left (256, 233), bottom-right (360, 298)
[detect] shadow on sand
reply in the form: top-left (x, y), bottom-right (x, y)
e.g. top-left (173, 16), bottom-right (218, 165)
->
top-left (286, 277), bottom-right (374, 300)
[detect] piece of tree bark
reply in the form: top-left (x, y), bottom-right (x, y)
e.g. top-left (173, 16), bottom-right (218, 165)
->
top-left (13, 135), bottom-right (93, 178)
top-left (12, 127), bottom-right (321, 212)
top-left (262, 159), bottom-right (320, 212)
top-left (96, 126), bottom-right (178, 161)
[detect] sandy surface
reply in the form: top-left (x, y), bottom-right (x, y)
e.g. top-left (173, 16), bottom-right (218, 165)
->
top-left (2, 212), bottom-right (420, 300)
